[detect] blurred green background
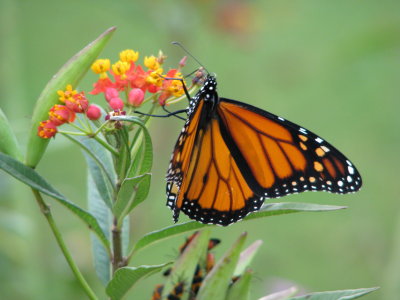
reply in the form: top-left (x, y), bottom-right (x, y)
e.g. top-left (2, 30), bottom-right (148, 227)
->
top-left (1, 0), bottom-right (399, 299)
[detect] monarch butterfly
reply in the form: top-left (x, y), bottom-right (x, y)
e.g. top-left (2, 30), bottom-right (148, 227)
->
top-left (166, 72), bottom-right (362, 226)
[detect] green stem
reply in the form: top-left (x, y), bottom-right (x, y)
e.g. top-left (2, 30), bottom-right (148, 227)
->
top-left (31, 189), bottom-right (98, 300)
top-left (92, 135), bottom-right (119, 157)
top-left (111, 216), bottom-right (126, 273)
top-left (58, 130), bottom-right (87, 136)
top-left (69, 122), bottom-right (90, 134)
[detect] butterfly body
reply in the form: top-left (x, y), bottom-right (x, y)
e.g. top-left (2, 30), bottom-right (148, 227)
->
top-left (166, 75), bottom-right (362, 226)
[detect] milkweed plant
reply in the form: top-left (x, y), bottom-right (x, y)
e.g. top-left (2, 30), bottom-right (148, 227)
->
top-left (0, 27), bottom-right (377, 300)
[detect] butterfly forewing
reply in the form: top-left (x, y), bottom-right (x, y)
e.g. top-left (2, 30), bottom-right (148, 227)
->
top-left (217, 98), bottom-right (362, 198)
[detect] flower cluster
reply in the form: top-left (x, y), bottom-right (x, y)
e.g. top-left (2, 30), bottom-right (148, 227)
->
top-left (90, 49), bottom-right (187, 108)
top-left (38, 85), bottom-right (101, 138)
top-left (37, 48), bottom-right (193, 139)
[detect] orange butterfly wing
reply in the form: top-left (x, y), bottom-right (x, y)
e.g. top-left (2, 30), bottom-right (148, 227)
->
top-left (166, 76), bottom-right (361, 226)
top-left (166, 99), bottom-right (260, 225)
top-left (217, 99), bottom-right (361, 198)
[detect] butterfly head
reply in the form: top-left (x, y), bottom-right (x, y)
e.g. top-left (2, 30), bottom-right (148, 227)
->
top-left (198, 74), bottom-right (218, 103)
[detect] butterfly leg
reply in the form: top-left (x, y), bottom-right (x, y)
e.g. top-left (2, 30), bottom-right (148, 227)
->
top-left (162, 106), bottom-right (187, 120)
top-left (160, 75), bottom-right (192, 101)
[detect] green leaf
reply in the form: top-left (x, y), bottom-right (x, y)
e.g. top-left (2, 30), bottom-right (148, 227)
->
top-left (197, 232), bottom-right (247, 300)
top-left (106, 263), bottom-right (172, 300)
top-left (129, 202), bottom-right (344, 259)
top-left (289, 287), bottom-right (379, 300)
top-left (112, 115), bottom-right (153, 220)
top-left (113, 173), bottom-right (151, 220)
top-left (162, 230), bottom-right (211, 300)
top-left (0, 152), bottom-right (110, 251)
top-left (226, 269), bottom-right (253, 300)
top-left (0, 108), bottom-right (23, 161)
top-left (260, 286), bottom-right (298, 300)
top-left (25, 26), bottom-right (116, 167)
top-left (129, 221), bottom-right (207, 258)
top-left (245, 202), bottom-right (347, 221)
top-left (88, 170), bottom-right (111, 285)
top-left (234, 240), bottom-right (263, 276)
top-left (64, 134), bottom-right (116, 189)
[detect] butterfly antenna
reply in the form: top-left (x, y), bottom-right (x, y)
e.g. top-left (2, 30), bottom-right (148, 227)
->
top-left (172, 41), bottom-right (210, 75)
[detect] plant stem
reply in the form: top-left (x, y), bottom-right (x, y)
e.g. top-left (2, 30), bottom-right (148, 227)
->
top-left (93, 134), bottom-right (119, 156)
top-left (31, 188), bottom-right (98, 300)
top-left (112, 216), bottom-right (125, 273)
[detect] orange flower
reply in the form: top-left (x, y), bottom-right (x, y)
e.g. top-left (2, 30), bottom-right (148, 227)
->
top-left (37, 120), bottom-right (58, 139)
top-left (65, 92), bottom-right (89, 113)
top-left (158, 69), bottom-right (185, 105)
top-left (144, 55), bottom-right (160, 70)
top-left (48, 105), bottom-right (75, 125)
top-left (112, 60), bottom-right (130, 80)
top-left (119, 49), bottom-right (139, 63)
top-left (57, 84), bottom-right (77, 103)
top-left (91, 59), bottom-right (111, 79)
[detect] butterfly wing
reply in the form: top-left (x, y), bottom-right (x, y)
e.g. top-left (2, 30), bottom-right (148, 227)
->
top-left (166, 99), bottom-right (263, 226)
top-left (166, 82), bottom-right (361, 226)
top-left (217, 98), bottom-right (362, 198)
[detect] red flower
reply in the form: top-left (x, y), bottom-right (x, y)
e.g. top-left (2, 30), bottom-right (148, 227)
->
top-left (37, 120), bottom-right (58, 139)
top-left (127, 64), bottom-right (148, 90)
top-left (65, 92), bottom-right (89, 113)
top-left (48, 105), bottom-right (76, 125)
top-left (90, 78), bottom-right (115, 95)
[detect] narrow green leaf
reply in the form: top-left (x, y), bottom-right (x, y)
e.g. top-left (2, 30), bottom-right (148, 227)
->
top-left (245, 202), bottom-right (346, 221)
top-left (113, 173), bottom-right (150, 218)
top-left (112, 115), bottom-right (153, 219)
top-left (259, 286), bottom-right (298, 300)
top-left (25, 26), bottom-right (116, 167)
top-left (234, 240), bottom-right (263, 276)
top-left (129, 202), bottom-right (344, 259)
top-left (289, 287), bottom-right (379, 300)
top-left (0, 152), bottom-right (110, 251)
top-left (64, 134), bottom-right (116, 188)
top-left (106, 263), bottom-right (172, 300)
top-left (197, 232), bottom-right (247, 300)
top-left (110, 116), bottom-right (153, 176)
top-left (126, 174), bottom-right (151, 212)
top-left (162, 230), bottom-right (210, 300)
top-left (226, 269), bottom-right (253, 300)
top-left (129, 221), bottom-right (207, 258)
top-left (0, 108), bottom-right (23, 161)
top-left (88, 170), bottom-right (111, 285)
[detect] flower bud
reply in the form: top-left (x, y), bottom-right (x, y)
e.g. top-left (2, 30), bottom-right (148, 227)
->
top-left (109, 97), bottom-right (124, 110)
top-left (128, 88), bottom-right (145, 107)
top-left (179, 56), bottom-right (187, 68)
top-left (105, 87), bottom-right (119, 102)
top-left (86, 104), bottom-right (102, 120)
